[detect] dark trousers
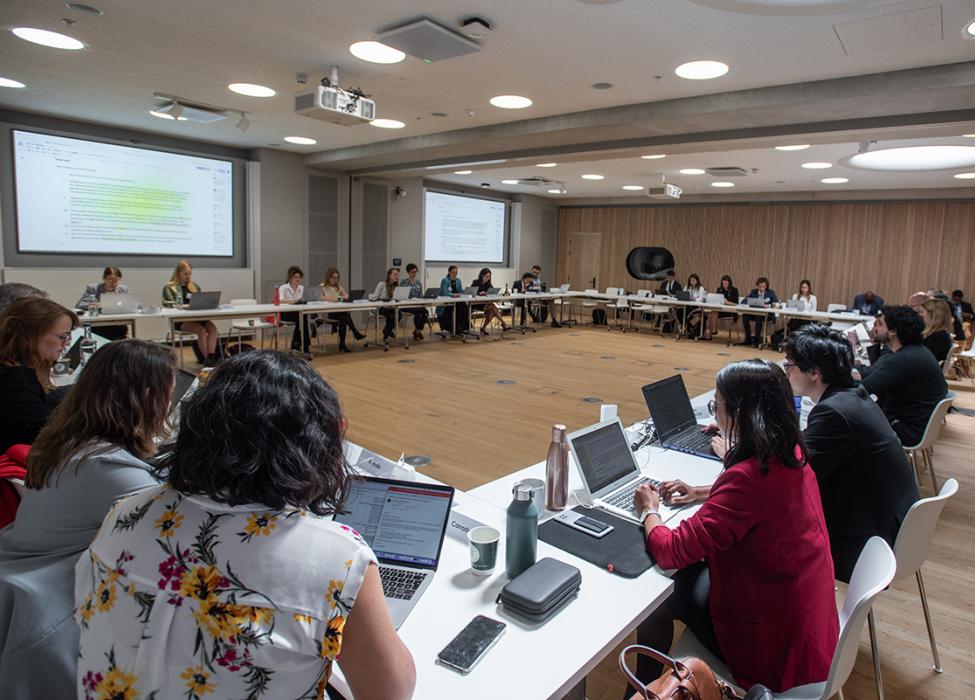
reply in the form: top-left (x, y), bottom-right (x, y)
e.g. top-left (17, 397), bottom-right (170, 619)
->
top-left (439, 304), bottom-right (470, 335)
top-left (279, 311), bottom-right (311, 351)
top-left (380, 308), bottom-right (396, 337)
top-left (401, 307), bottom-right (429, 330)
top-left (328, 312), bottom-right (360, 348)
top-left (630, 562), bottom-right (722, 693)
top-left (742, 314), bottom-right (766, 341)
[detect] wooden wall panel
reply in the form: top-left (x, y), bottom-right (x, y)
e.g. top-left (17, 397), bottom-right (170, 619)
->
top-left (557, 202), bottom-right (975, 308)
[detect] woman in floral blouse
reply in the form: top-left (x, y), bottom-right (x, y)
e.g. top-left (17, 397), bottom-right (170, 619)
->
top-left (74, 350), bottom-right (416, 700)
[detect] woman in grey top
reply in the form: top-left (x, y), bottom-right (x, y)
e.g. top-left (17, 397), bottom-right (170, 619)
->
top-left (75, 265), bottom-right (129, 340)
top-left (0, 339), bottom-right (174, 698)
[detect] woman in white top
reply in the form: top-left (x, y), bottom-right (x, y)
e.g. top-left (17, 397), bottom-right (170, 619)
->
top-left (788, 279), bottom-right (818, 332)
top-left (74, 350), bottom-right (416, 700)
top-left (277, 265), bottom-right (312, 353)
top-left (681, 273), bottom-right (707, 337)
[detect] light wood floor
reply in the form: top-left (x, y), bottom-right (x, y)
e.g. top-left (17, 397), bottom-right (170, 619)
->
top-left (297, 325), bottom-right (974, 700)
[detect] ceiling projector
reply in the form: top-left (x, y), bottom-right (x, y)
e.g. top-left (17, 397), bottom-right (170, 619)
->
top-left (294, 85), bottom-right (376, 125)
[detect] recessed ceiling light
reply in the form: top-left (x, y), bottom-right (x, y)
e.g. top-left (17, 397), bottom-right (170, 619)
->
top-left (454, 169), bottom-right (473, 175)
top-left (284, 136), bottom-right (317, 145)
top-left (679, 168), bottom-right (705, 175)
top-left (501, 179), bottom-right (519, 185)
top-left (711, 181), bottom-right (735, 187)
top-left (536, 162), bottom-right (557, 167)
top-left (674, 60), bottom-right (729, 80)
top-left (592, 82), bottom-right (614, 90)
top-left (954, 172), bottom-right (975, 179)
top-left (12, 27), bottom-right (85, 50)
top-left (149, 109), bottom-right (187, 121)
top-left (65, 2), bottom-right (103, 14)
top-left (349, 40), bottom-right (406, 64)
top-left (547, 188), bottom-right (563, 194)
top-left (622, 185), bottom-right (644, 191)
top-left (0, 77), bottom-right (26, 89)
top-left (370, 118), bottom-right (405, 129)
top-left (489, 95), bottom-right (533, 109)
top-left (228, 82), bottom-right (276, 97)
top-left (641, 154), bottom-right (666, 159)
top-left (775, 144), bottom-right (810, 151)
top-left (964, 134), bottom-right (975, 138)
top-left (801, 161), bottom-right (833, 169)
top-left (821, 177), bottom-right (849, 184)
top-left (581, 174), bottom-right (605, 180)
top-left (846, 145), bottom-right (975, 171)
top-left (967, 19), bottom-right (975, 37)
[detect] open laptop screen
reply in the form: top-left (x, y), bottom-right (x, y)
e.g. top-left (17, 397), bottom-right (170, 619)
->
top-left (643, 375), bottom-right (697, 440)
top-left (335, 478), bottom-right (454, 568)
top-left (570, 421), bottom-right (637, 493)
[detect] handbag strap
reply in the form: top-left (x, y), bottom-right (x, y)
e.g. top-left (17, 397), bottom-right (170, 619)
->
top-left (618, 644), bottom-right (690, 700)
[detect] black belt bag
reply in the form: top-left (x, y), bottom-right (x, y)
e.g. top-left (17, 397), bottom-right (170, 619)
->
top-left (496, 558), bottom-right (581, 623)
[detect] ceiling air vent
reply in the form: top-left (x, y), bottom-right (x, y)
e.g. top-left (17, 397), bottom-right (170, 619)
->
top-left (377, 19), bottom-right (481, 62)
top-left (705, 167), bottom-right (748, 177)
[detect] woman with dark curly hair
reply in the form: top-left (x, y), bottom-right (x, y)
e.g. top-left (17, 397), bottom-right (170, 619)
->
top-left (74, 351), bottom-right (415, 700)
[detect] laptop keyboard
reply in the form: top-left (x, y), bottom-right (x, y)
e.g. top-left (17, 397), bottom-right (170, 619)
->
top-left (603, 476), bottom-right (661, 514)
top-left (667, 429), bottom-right (713, 452)
top-left (379, 567), bottom-right (428, 600)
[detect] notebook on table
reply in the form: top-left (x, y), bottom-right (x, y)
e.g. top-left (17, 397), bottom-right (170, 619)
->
top-left (333, 476), bottom-right (454, 629)
top-left (642, 375), bottom-right (720, 462)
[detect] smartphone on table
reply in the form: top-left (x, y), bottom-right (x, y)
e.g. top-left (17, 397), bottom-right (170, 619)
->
top-left (436, 615), bottom-right (507, 674)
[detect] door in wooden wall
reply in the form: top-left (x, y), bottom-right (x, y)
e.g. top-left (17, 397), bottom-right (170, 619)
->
top-left (566, 232), bottom-right (601, 290)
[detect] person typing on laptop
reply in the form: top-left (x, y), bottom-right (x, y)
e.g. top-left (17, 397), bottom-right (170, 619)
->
top-left (630, 359), bottom-right (838, 694)
top-left (473, 268), bottom-right (510, 335)
top-left (74, 351), bottom-right (416, 700)
top-left (162, 260), bottom-right (220, 366)
top-left (75, 266), bottom-right (129, 340)
top-left (321, 267), bottom-right (366, 352)
top-left (398, 264), bottom-right (429, 341)
top-left (276, 265), bottom-right (314, 354)
top-left (739, 276), bottom-right (779, 347)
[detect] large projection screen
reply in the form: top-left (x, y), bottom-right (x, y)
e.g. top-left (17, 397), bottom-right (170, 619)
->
top-left (424, 190), bottom-right (507, 264)
top-left (12, 130), bottom-right (234, 257)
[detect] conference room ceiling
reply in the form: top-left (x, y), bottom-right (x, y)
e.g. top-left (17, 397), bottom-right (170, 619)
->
top-left (1, 0), bottom-right (974, 195)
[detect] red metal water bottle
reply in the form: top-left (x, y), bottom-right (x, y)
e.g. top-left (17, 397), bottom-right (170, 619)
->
top-left (545, 424), bottom-right (569, 511)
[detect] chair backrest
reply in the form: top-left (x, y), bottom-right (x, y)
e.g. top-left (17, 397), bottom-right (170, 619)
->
top-left (230, 298), bottom-right (258, 306)
top-left (637, 289), bottom-right (653, 298)
top-left (821, 537), bottom-right (896, 698)
top-left (942, 344), bottom-right (958, 378)
top-left (827, 303), bottom-right (847, 313)
top-left (893, 478), bottom-right (958, 581)
top-left (910, 394), bottom-right (955, 450)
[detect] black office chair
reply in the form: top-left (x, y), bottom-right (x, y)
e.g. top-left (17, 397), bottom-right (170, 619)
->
top-left (626, 247), bottom-right (675, 281)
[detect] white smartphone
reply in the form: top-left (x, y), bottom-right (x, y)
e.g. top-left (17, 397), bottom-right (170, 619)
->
top-left (436, 615), bottom-right (506, 674)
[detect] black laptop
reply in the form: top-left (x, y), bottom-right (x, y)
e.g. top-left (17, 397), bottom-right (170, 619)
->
top-left (67, 336), bottom-right (84, 372)
top-left (345, 289), bottom-right (366, 302)
top-left (674, 291), bottom-right (692, 302)
top-left (423, 287), bottom-right (440, 299)
top-left (169, 369), bottom-right (199, 414)
top-left (642, 375), bottom-right (720, 461)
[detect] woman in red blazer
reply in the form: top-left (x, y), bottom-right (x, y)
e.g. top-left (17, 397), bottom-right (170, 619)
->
top-left (632, 359), bottom-right (838, 693)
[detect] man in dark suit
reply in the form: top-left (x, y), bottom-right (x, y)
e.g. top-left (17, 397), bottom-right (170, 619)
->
top-left (951, 289), bottom-right (973, 341)
top-left (851, 290), bottom-right (884, 316)
top-left (784, 325), bottom-right (918, 582)
top-left (657, 269), bottom-right (680, 296)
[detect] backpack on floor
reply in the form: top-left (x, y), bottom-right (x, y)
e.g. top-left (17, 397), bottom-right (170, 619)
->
top-left (592, 308), bottom-right (607, 326)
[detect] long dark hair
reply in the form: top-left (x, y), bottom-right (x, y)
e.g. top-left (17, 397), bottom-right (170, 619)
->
top-left (476, 268), bottom-right (492, 285)
top-left (26, 340), bottom-right (175, 488)
top-left (156, 350), bottom-right (351, 516)
top-left (0, 297), bottom-right (78, 391)
top-left (716, 359), bottom-right (805, 473)
top-left (719, 275), bottom-right (733, 291)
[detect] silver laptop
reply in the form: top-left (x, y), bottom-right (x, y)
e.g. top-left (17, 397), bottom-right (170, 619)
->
top-left (187, 291), bottom-right (221, 310)
top-left (705, 293), bottom-right (726, 305)
top-left (745, 297), bottom-right (767, 308)
top-left (567, 418), bottom-right (679, 524)
top-left (392, 285), bottom-right (412, 301)
top-left (334, 476), bottom-right (454, 629)
top-left (462, 286), bottom-right (479, 297)
top-left (300, 285), bottom-right (322, 302)
top-left (786, 299), bottom-right (799, 310)
top-left (558, 283), bottom-right (571, 294)
top-left (100, 293), bottom-right (141, 314)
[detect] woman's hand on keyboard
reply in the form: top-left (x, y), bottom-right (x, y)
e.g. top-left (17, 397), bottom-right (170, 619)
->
top-left (659, 480), bottom-right (707, 506)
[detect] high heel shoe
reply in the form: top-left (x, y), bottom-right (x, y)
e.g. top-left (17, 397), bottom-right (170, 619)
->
top-left (352, 330), bottom-right (366, 341)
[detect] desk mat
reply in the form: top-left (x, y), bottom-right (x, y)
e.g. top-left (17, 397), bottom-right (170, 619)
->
top-left (538, 507), bottom-right (655, 578)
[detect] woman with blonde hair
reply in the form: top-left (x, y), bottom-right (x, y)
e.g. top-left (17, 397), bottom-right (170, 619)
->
top-left (918, 298), bottom-right (954, 363)
top-left (0, 297), bottom-right (78, 452)
top-left (162, 260), bottom-right (220, 365)
top-left (321, 267), bottom-right (365, 352)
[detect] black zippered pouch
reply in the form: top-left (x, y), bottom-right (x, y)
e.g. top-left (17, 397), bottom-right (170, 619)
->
top-left (496, 558), bottom-right (581, 623)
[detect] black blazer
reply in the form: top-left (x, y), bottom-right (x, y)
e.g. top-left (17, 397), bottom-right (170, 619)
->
top-left (804, 384), bottom-right (919, 582)
top-left (658, 279), bottom-right (680, 295)
top-left (0, 365), bottom-right (68, 452)
top-left (922, 330), bottom-right (953, 363)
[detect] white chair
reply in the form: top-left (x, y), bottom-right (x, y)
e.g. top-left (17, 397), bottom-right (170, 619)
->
top-left (228, 298), bottom-right (276, 350)
top-left (632, 290), bottom-right (669, 335)
top-left (580, 289), bottom-right (601, 323)
top-left (902, 393), bottom-right (955, 493)
top-left (941, 343), bottom-right (958, 379)
top-left (671, 537), bottom-right (897, 700)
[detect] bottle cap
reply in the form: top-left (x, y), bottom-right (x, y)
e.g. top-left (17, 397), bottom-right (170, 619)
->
top-left (512, 484), bottom-right (533, 501)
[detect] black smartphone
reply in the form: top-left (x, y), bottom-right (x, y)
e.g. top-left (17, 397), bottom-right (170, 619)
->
top-left (436, 615), bottom-right (506, 674)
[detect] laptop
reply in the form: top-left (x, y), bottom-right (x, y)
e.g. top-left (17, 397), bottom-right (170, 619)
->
top-left (187, 291), bottom-right (221, 310)
top-left (169, 369), bottom-right (199, 415)
top-left (674, 290), bottom-right (692, 302)
top-left (66, 336), bottom-right (84, 372)
top-left (293, 285), bottom-right (322, 304)
top-left (423, 287), bottom-right (440, 299)
top-left (100, 293), bottom-right (141, 315)
top-left (392, 285), bottom-right (412, 301)
top-left (485, 287), bottom-right (500, 296)
top-left (346, 289), bottom-right (366, 302)
top-left (567, 418), bottom-right (679, 524)
top-left (705, 293), bottom-right (726, 305)
top-left (745, 297), bottom-right (767, 308)
top-left (642, 375), bottom-right (720, 462)
top-left (334, 476), bottom-right (454, 629)
top-left (462, 286), bottom-right (479, 297)
top-left (559, 283), bottom-right (571, 293)
top-left (786, 299), bottom-right (799, 310)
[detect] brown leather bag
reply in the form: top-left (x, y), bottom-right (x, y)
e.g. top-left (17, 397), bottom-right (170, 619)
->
top-left (619, 645), bottom-right (742, 700)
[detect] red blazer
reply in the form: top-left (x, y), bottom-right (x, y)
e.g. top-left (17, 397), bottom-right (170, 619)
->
top-left (647, 450), bottom-right (838, 692)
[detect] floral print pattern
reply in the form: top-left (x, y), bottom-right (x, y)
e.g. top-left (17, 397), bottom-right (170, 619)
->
top-left (75, 484), bottom-right (375, 700)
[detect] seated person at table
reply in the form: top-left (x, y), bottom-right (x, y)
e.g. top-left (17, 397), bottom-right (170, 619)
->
top-left (918, 298), bottom-right (954, 364)
top-left (438, 265), bottom-right (470, 335)
top-left (277, 265), bottom-right (313, 354)
top-left (74, 351), bottom-right (416, 700)
top-left (529, 265), bottom-right (562, 328)
top-left (162, 260), bottom-right (220, 366)
top-left (739, 277), bottom-right (778, 347)
top-left (511, 271), bottom-right (534, 327)
top-left (679, 273), bottom-right (707, 337)
top-left (632, 359), bottom-right (837, 693)
top-left (705, 274), bottom-right (739, 341)
top-left (473, 268), bottom-right (510, 335)
top-left (76, 266), bottom-right (129, 340)
top-left (859, 305), bottom-right (947, 445)
top-left (0, 283), bottom-right (47, 315)
top-left (657, 269), bottom-right (680, 296)
top-left (783, 325), bottom-right (918, 582)
top-left (0, 298), bottom-right (78, 452)
top-left (0, 341), bottom-right (169, 697)
top-left (851, 290), bottom-right (884, 316)
top-left (950, 289), bottom-right (972, 342)
top-left (398, 263), bottom-right (429, 341)
top-left (373, 267), bottom-right (401, 342)
top-left (786, 279), bottom-right (817, 332)
top-left (321, 267), bottom-right (366, 352)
